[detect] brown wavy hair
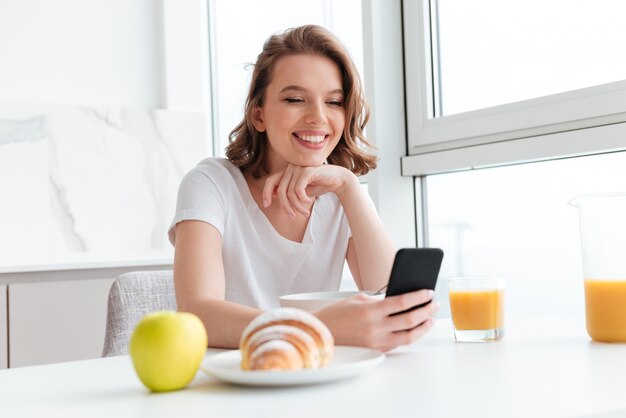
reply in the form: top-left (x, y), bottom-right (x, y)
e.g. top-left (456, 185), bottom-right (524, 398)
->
top-left (226, 24), bottom-right (377, 178)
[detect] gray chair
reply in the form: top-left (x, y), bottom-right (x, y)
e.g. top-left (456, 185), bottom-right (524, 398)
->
top-left (102, 270), bottom-right (177, 357)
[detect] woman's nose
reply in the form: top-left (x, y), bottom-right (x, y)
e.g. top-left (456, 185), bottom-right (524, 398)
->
top-left (304, 101), bottom-right (327, 125)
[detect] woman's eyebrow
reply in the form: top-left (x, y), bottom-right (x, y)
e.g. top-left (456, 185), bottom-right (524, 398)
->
top-left (279, 85), bottom-right (307, 93)
top-left (279, 85), bottom-right (344, 95)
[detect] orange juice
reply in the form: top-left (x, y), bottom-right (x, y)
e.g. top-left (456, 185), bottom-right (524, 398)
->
top-left (584, 279), bottom-right (626, 342)
top-left (449, 289), bottom-right (504, 330)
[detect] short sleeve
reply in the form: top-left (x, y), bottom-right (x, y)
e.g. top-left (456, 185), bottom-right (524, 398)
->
top-left (167, 163), bottom-right (227, 245)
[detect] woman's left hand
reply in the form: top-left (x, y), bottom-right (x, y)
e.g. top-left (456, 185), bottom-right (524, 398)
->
top-left (262, 163), bottom-right (357, 218)
top-left (314, 290), bottom-right (440, 352)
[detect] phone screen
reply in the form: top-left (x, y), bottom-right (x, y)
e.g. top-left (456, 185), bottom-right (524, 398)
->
top-left (385, 248), bottom-right (444, 315)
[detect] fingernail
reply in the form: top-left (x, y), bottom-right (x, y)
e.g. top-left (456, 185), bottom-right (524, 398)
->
top-left (263, 199), bottom-right (269, 208)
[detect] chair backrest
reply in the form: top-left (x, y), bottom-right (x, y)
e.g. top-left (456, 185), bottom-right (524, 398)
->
top-left (102, 270), bottom-right (176, 357)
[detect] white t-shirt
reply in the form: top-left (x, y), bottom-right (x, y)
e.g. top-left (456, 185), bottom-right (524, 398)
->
top-left (168, 158), bottom-right (352, 309)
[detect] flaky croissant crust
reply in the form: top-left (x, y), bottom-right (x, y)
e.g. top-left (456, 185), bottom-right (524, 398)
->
top-left (240, 308), bottom-right (335, 371)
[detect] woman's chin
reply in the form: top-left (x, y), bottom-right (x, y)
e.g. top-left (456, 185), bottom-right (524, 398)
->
top-left (294, 155), bottom-right (328, 167)
top-left (299, 160), bottom-right (326, 167)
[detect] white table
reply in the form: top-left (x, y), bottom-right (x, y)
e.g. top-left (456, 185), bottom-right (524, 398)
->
top-left (1, 315), bottom-right (625, 418)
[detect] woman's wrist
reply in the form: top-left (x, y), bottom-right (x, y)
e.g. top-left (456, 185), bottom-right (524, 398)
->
top-left (332, 168), bottom-right (360, 201)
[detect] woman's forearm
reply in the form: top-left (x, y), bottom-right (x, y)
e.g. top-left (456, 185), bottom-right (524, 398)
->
top-left (335, 174), bottom-right (397, 290)
top-left (178, 299), bottom-right (262, 349)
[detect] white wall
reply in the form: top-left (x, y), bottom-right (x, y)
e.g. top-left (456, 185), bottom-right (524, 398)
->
top-left (0, 0), bottom-right (209, 110)
top-left (0, 0), bottom-right (210, 266)
top-left (0, 0), bottom-right (165, 108)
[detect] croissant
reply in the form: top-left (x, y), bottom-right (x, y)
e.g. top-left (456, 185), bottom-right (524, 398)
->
top-left (240, 308), bottom-right (334, 371)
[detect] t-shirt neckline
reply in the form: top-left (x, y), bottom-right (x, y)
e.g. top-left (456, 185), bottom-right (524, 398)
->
top-left (222, 159), bottom-right (317, 245)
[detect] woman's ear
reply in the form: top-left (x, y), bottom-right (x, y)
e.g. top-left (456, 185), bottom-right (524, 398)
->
top-left (251, 106), bottom-right (266, 132)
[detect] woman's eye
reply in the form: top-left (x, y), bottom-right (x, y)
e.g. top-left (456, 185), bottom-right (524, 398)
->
top-left (285, 98), bottom-right (304, 104)
top-left (327, 100), bottom-right (343, 107)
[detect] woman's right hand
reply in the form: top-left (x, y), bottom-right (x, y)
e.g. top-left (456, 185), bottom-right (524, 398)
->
top-left (314, 289), bottom-right (439, 352)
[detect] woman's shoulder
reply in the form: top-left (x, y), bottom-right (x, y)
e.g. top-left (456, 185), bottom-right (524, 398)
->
top-left (185, 157), bottom-right (241, 184)
top-left (170, 159), bottom-right (241, 240)
top-left (193, 157), bottom-right (236, 174)
top-left (178, 157), bottom-right (246, 199)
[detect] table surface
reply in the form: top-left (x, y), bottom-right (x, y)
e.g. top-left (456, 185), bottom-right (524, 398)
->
top-left (1, 314), bottom-right (625, 418)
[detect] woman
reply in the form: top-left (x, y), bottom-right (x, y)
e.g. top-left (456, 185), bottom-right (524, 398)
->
top-left (168, 25), bottom-right (438, 351)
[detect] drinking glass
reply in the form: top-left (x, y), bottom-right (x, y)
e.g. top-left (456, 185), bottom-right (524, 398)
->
top-left (448, 277), bottom-right (505, 342)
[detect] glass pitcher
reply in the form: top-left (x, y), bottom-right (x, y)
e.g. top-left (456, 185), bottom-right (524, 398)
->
top-left (570, 193), bottom-right (626, 342)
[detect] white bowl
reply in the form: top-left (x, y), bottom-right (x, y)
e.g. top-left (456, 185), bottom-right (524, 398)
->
top-left (278, 290), bottom-right (384, 312)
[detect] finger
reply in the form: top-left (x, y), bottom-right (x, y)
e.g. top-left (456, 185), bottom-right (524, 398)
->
top-left (384, 301), bottom-right (439, 332)
top-left (287, 171), bottom-right (312, 217)
top-left (276, 166), bottom-right (297, 219)
top-left (381, 289), bottom-right (435, 316)
top-left (288, 172), bottom-right (312, 217)
top-left (293, 169), bottom-right (314, 203)
top-left (262, 171), bottom-right (283, 208)
top-left (383, 317), bottom-right (436, 349)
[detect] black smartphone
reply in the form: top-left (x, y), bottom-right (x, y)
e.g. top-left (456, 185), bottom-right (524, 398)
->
top-left (385, 248), bottom-right (444, 315)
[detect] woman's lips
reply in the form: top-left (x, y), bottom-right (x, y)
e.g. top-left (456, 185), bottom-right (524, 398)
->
top-left (292, 132), bottom-right (329, 148)
top-left (298, 134), bottom-right (326, 144)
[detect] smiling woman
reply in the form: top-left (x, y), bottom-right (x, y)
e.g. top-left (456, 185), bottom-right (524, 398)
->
top-left (168, 25), bottom-right (439, 352)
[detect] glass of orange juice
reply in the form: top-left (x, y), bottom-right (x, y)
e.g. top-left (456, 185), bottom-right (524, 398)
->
top-left (448, 277), bottom-right (505, 342)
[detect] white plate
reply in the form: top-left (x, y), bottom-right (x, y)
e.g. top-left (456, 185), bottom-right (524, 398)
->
top-left (200, 346), bottom-right (385, 386)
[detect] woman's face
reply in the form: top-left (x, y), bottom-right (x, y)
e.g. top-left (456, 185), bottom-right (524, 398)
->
top-left (252, 54), bottom-right (346, 173)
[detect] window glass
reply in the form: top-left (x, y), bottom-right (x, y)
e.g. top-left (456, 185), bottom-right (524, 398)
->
top-left (425, 151), bottom-right (626, 318)
top-left (211, 0), bottom-right (363, 156)
top-left (436, 0), bottom-right (626, 116)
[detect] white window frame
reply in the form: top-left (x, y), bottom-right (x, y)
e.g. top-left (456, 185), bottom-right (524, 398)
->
top-left (402, 0), bottom-right (626, 176)
top-left (362, 0), bottom-right (418, 248)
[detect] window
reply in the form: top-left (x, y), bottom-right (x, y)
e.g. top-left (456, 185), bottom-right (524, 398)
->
top-left (402, 0), bottom-right (626, 169)
top-left (394, 1), bottom-right (626, 316)
top-left (427, 151), bottom-right (626, 318)
top-left (435, 0), bottom-right (626, 116)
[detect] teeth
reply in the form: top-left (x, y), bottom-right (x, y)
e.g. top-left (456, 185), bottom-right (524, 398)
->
top-left (299, 134), bottom-right (325, 144)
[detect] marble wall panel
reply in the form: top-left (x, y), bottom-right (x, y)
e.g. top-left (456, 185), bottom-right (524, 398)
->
top-left (0, 103), bottom-right (208, 266)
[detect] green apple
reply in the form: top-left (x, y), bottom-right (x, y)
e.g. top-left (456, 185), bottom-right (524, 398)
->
top-left (129, 311), bottom-right (208, 392)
